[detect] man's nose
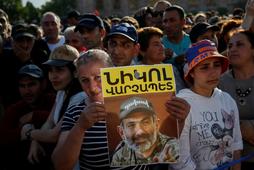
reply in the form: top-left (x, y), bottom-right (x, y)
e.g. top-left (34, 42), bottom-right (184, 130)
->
top-left (135, 124), bottom-right (146, 135)
top-left (23, 86), bottom-right (32, 93)
top-left (112, 46), bottom-right (121, 55)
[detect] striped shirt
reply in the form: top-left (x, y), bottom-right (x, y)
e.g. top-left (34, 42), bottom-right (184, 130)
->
top-left (61, 98), bottom-right (169, 170)
top-left (62, 98), bottom-right (110, 170)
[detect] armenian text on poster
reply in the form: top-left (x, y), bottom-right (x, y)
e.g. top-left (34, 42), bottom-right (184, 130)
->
top-left (101, 64), bottom-right (175, 97)
top-left (101, 64), bottom-right (179, 167)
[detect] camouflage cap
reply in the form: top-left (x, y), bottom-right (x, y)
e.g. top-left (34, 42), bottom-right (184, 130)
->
top-left (119, 97), bottom-right (155, 120)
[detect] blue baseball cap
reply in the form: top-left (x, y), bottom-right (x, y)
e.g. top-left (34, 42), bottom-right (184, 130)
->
top-left (185, 40), bottom-right (229, 82)
top-left (107, 23), bottom-right (138, 43)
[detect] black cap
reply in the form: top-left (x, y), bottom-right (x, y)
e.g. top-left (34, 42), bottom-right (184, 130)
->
top-left (74, 14), bottom-right (104, 32)
top-left (11, 23), bottom-right (35, 40)
top-left (18, 64), bottom-right (44, 79)
top-left (189, 22), bottom-right (220, 43)
top-left (67, 10), bottom-right (80, 19)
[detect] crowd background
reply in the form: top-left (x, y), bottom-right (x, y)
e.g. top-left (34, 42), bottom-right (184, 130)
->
top-left (0, 0), bottom-right (254, 169)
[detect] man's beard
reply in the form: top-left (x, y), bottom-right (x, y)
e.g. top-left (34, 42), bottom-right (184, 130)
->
top-left (123, 131), bottom-right (157, 155)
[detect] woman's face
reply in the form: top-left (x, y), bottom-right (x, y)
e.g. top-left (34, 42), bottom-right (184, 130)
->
top-left (77, 61), bottom-right (105, 102)
top-left (227, 33), bottom-right (254, 67)
top-left (48, 66), bottom-right (73, 91)
top-left (142, 35), bottom-right (165, 64)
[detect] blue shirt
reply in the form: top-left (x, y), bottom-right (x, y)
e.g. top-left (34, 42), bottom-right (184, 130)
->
top-left (162, 33), bottom-right (191, 56)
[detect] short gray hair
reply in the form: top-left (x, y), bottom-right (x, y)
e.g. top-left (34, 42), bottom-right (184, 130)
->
top-left (74, 49), bottom-right (113, 68)
top-left (41, 11), bottom-right (61, 26)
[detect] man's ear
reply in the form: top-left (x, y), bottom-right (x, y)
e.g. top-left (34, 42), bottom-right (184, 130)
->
top-left (117, 125), bottom-right (125, 140)
top-left (156, 117), bottom-right (160, 128)
top-left (134, 43), bottom-right (140, 57)
top-left (181, 18), bottom-right (186, 26)
top-left (100, 28), bottom-right (106, 39)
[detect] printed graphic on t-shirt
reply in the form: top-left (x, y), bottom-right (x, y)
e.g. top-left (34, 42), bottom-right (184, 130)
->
top-left (191, 109), bottom-right (235, 167)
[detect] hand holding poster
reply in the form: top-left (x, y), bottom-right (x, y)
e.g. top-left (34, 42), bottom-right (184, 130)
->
top-left (101, 64), bottom-right (180, 167)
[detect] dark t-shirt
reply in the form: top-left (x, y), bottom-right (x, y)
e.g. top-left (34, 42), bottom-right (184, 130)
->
top-left (0, 41), bottom-right (51, 108)
top-left (0, 48), bottom-right (33, 107)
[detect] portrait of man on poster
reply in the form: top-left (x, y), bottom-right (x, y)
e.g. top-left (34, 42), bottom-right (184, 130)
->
top-left (110, 96), bottom-right (179, 167)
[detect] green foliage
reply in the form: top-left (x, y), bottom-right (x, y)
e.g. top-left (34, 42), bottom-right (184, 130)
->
top-left (0, 0), bottom-right (23, 23)
top-left (0, 0), bottom-right (40, 24)
top-left (22, 2), bottom-right (41, 24)
top-left (40, 0), bottom-right (77, 18)
top-left (0, 0), bottom-right (77, 24)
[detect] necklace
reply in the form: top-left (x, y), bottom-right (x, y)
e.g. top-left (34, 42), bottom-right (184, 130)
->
top-left (235, 87), bottom-right (252, 97)
top-left (232, 70), bottom-right (253, 106)
top-left (235, 87), bottom-right (252, 106)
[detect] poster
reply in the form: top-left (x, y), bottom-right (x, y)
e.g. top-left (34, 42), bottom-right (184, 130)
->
top-left (101, 64), bottom-right (180, 167)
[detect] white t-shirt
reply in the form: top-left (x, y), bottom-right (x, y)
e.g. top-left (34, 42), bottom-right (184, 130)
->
top-left (47, 35), bottom-right (65, 52)
top-left (53, 90), bottom-right (65, 125)
top-left (175, 88), bottom-right (243, 170)
top-left (53, 90), bottom-right (86, 125)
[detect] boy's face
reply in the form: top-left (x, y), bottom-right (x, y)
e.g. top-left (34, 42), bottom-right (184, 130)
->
top-left (107, 35), bottom-right (139, 66)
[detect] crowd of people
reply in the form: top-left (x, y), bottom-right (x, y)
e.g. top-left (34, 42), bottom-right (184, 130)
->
top-left (0, 0), bottom-right (254, 169)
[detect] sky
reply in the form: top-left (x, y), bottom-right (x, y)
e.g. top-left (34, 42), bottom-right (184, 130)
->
top-left (22, 0), bottom-right (50, 7)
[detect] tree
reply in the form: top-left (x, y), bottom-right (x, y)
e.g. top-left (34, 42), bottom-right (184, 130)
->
top-left (0, 0), bottom-right (23, 23)
top-left (23, 2), bottom-right (41, 24)
top-left (41, 0), bottom-right (77, 18)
